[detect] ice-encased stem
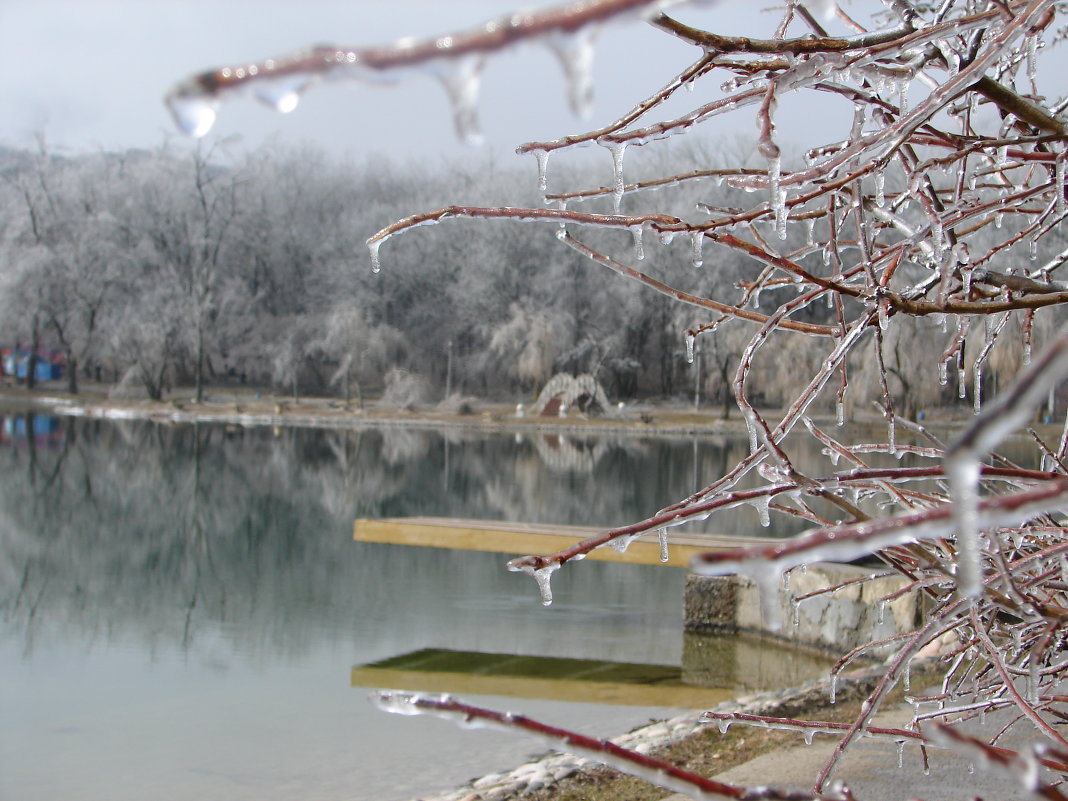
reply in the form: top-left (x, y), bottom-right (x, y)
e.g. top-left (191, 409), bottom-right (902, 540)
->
top-left (370, 691), bottom-right (763, 801)
top-left (944, 326), bottom-right (1068, 598)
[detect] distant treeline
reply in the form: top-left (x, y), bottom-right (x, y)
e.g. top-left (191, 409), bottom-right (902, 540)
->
top-left (0, 141), bottom-right (1052, 415)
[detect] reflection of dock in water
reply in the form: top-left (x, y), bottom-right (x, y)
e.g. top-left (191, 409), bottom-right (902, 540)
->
top-left (354, 517), bottom-right (775, 568)
top-left (352, 639), bottom-right (834, 707)
top-left (351, 648), bottom-right (731, 707)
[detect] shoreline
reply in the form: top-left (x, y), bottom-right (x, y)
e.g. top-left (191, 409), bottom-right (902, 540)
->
top-left (0, 383), bottom-right (974, 439)
top-left (0, 383), bottom-right (762, 437)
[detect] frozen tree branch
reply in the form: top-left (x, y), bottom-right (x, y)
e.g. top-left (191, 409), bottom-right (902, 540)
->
top-left (171, 0), bottom-right (1068, 798)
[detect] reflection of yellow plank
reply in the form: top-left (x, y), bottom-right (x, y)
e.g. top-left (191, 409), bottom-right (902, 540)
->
top-left (351, 666), bottom-right (734, 708)
top-left (353, 517), bottom-right (773, 568)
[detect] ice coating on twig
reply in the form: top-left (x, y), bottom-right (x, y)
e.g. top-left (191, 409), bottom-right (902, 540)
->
top-left (507, 560), bottom-right (560, 606)
top-left (945, 327), bottom-right (1068, 598)
top-left (165, 0), bottom-right (689, 141)
top-left (368, 691), bottom-right (805, 801)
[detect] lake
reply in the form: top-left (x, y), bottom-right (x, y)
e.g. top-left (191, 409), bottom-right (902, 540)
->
top-left (1, 412), bottom-right (821, 801)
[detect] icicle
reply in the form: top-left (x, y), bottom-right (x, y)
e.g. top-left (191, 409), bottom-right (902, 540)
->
top-left (533, 148), bottom-right (550, 192)
top-left (803, 729), bottom-right (815, 746)
top-left (658, 527), bottom-right (669, 563)
top-left (836, 398), bottom-right (846, 427)
top-left (685, 332), bottom-right (695, 364)
top-left (437, 56), bottom-right (486, 146)
top-left (746, 567), bottom-right (783, 630)
top-left (849, 103), bottom-right (866, 140)
top-left (932, 218), bottom-right (945, 258)
top-left (254, 75), bottom-right (306, 114)
top-left (750, 495), bottom-right (771, 528)
top-left (876, 599), bottom-right (887, 625)
top-left (716, 718), bottom-right (732, 735)
top-left (904, 659), bottom-right (911, 692)
top-left (973, 363), bottom-right (983, 414)
top-left (887, 416), bottom-right (897, 456)
top-left (775, 189), bottom-right (789, 240)
top-left (1057, 155), bottom-right (1066, 216)
top-left (995, 212), bottom-right (1004, 229)
top-left (897, 741), bottom-right (905, 769)
top-left (507, 562), bottom-right (560, 606)
top-left (939, 359), bottom-right (949, 386)
top-left (610, 533), bottom-right (641, 553)
top-left (690, 230), bottom-right (704, 269)
top-left (1023, 311), bottom-right (1034, 365)
top-left (875, 170), bottom-right (886, 208)
top-left (368, 239), bottom-right (383, 273)
top-left (958, 361), bottom-right (967, 400)
top-left (1029, 236), bottom-right (1038, 261)
top-left (608, 142), bottom-right (627, 212)
top-left (791, 598), bottom-right (801, 627)
top-left (166, 94), bottom-right (218, 138)
top-left (547, 27), bottom-right (597, 118)
top-left (532, 564), bottom-right (559, 606)
top-left (805, 217), bottom-right (816, 246)
top-left (830, 673), bottom-right (839, 704)
top-left (1026, 34), bottom-right (1039, 88)
top-left (631, 224), bottom-right (645, 260)
top-left (742, 406), bottom-right (760, 453)
top-left (767, 155), bottom-right (788, 240)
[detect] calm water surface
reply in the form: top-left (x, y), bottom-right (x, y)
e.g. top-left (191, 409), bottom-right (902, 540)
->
top-left (1, 414), bottom-right (817, 801)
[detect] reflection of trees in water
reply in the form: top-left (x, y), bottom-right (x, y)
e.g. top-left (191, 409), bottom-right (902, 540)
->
top-left (532, 433), bottom-right (609, 473)
top-left (0, 416), bottom-right (784, 660)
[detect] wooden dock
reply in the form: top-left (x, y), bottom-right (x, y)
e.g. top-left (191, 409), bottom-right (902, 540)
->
top-left (353, 516), bottom-right (775, 567)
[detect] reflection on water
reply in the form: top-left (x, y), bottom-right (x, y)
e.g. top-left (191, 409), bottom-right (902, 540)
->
top-left (0, 413), bottom-right (849, 801)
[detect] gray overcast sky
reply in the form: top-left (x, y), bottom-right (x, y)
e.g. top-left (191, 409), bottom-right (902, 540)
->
top-left (0, 0), bottom-right (879, 168)
top-left (7, 0), bottom-right (1049, 173)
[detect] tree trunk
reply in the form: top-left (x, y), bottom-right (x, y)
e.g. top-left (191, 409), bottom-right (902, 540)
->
top-left (194, 318), bottom-right (205, 404)
top-left (26, 315), bottom-right (41, 390)
top-left (67, 351), bottom-right (79, 395)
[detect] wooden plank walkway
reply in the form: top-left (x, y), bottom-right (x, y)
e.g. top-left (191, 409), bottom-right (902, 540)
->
top-left (353, 517), bottom-right (776, 567)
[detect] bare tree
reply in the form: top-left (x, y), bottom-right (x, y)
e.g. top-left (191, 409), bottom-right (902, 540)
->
top-left (132, 143), bottom-right (245, 403)
top-left (164, 2), bottom-right (1068, 798)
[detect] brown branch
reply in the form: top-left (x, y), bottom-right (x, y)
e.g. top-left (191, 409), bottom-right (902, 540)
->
top-left (169, 0), bottom-right (665, 99)
top-left (648, 13), bottom-right (918, 53)
top-left (370, 691), bottom-right (823, 801)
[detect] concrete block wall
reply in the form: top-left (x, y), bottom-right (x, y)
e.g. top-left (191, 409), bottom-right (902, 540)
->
top-left (684, 563), bottom-right (921, 656)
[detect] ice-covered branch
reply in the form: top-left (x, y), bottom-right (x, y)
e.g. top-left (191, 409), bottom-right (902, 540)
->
top-left (369, 691), bottom-right (825, 801)
top-left (165, 0), bottom-right (689, 142)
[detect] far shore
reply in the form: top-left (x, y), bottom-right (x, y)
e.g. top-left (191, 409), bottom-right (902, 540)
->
top-left (0, 380), bottom-right (988, 438)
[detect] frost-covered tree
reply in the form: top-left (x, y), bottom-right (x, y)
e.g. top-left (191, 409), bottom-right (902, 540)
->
top-left (165, 0), bottom-right (1068, 796)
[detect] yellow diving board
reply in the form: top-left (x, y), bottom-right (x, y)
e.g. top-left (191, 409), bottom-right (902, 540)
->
top-left (351, 647), bottom-right (736, 708)
top-left (353, 516), bottom-right (775, 567)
